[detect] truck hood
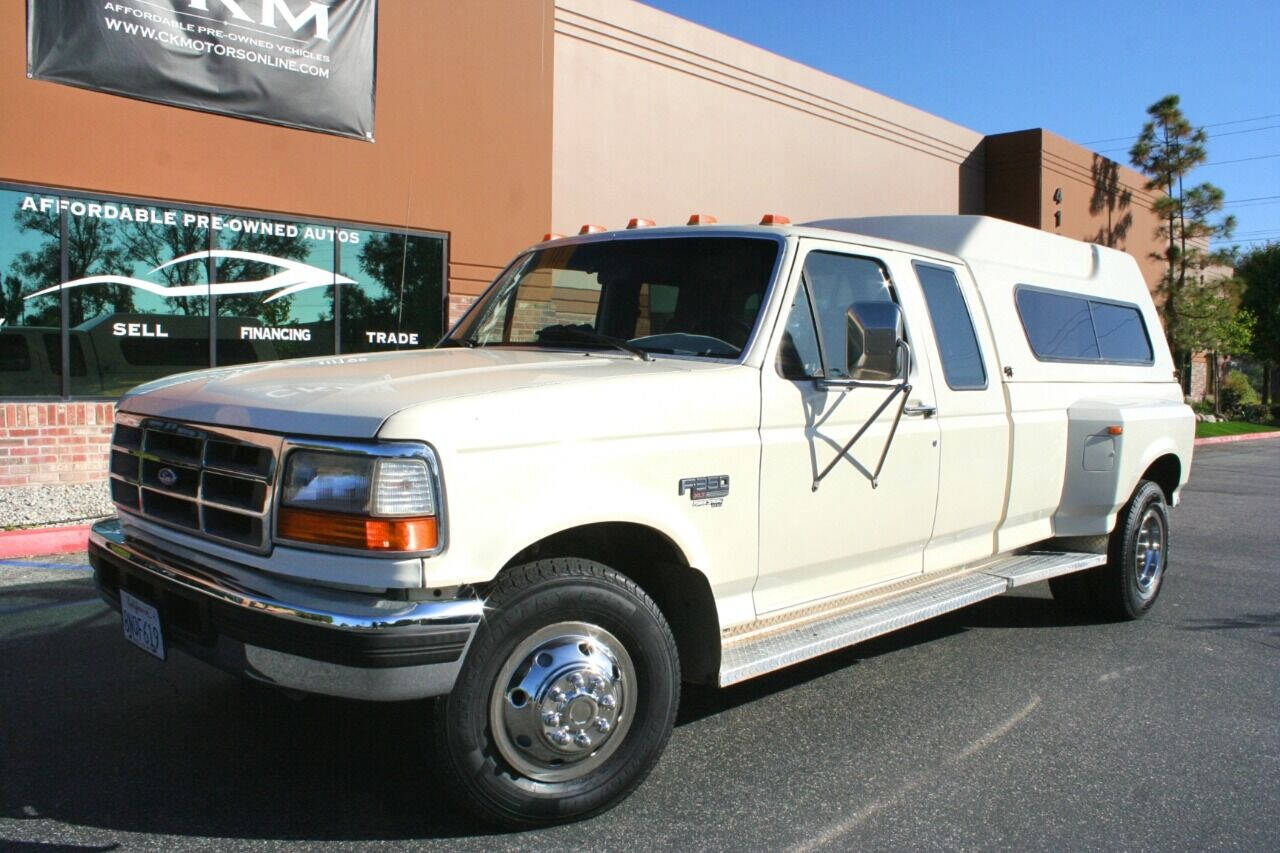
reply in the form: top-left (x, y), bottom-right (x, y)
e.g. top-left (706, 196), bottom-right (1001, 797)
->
top-left (119, 347), bottom-right (718, 438)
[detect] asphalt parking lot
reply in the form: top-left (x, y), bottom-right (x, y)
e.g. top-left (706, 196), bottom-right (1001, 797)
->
top-left (1, 441), bottom-right (1277, 851)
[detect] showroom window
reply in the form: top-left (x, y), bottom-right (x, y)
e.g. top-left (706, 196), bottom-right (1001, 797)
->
top-left (0, 186), bottom-right (62, 396)
top-left (340, 227), bottom-right (445, 354)
top-left (0, 183), bottom-right (446, 399)
top-left (214, 215), bottom-right (337, 365)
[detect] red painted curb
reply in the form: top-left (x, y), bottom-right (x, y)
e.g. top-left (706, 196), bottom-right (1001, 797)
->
top-left (0, 524), bottom-right (91, 559)
top-left (1194, 430), bottom-right (1280, 447)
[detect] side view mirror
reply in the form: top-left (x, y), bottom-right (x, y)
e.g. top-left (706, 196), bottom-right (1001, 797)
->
top-left (845, 301), bottom-right (905, 382)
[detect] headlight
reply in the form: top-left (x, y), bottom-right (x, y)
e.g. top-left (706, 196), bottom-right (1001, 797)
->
top-left (277, 448), bottom-right (440, 552)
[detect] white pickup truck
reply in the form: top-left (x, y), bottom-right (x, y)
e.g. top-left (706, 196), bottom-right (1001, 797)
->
top-left (89, 215), bottom-right (1194, 826)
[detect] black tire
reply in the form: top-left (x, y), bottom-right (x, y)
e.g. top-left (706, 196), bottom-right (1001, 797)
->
top-left (433, 558), bottom-right (680, 828)
top-left (1050, 479), bottom-right (1169, 620)
top-left (1098, 480), bottom-right (1170, 619)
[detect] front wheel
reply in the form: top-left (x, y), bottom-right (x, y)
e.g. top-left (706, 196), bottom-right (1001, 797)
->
top-left (433, 558), bottom-right (680, 827)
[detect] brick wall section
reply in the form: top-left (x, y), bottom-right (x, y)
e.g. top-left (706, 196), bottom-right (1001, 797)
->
top-left (448, 293), bottom-right (479, 328)
top-left (0, 403), bottom-right (114, 487)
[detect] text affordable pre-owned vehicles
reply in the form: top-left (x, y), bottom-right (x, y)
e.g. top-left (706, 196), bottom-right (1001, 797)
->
top-left (89, 215), bottom-right (1194, 825)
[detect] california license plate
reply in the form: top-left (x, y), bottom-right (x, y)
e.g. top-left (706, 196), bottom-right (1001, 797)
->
top-left (120, 589), bottom-right (166, 660)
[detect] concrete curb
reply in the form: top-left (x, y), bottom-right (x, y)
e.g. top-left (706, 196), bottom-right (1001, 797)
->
top-left (1194, 430), bottom-right (1280, 447)
top-left (0, 524), bottom-right (91, 559)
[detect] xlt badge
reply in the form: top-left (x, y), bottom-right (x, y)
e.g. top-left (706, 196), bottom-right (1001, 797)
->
top-left (679, 475), bottom-right (729, 507)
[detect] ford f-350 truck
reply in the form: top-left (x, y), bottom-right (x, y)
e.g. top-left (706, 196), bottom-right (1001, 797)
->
top-left (89, 215), bottom-right (1194, 825)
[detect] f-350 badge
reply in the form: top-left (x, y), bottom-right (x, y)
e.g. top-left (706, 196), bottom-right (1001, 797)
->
top-left (679, 475), bottom-right (729, 507)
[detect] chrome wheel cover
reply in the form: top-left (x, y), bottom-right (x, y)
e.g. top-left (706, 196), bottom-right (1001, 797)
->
top-left (488, 621), bottom-right (636, 783)
top-left (1134, 507), bottom-right (1166, 598)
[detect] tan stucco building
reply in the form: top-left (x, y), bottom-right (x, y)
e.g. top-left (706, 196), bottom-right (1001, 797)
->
top-left (0, 0), bottom-right (1167, 496)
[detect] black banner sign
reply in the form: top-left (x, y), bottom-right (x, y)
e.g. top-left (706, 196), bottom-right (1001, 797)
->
top-left (27, 0), bottom-right (377, 140)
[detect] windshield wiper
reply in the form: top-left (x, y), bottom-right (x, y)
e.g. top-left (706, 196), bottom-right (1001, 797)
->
top-left (438, 336), bottom-right (478, 348)
top-left (537, 326), bottom-right (652, 361)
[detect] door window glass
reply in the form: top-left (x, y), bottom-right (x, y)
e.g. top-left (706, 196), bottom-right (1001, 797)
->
top-left (804, 253), bottom-right (894, 377)
top-left (776, 283), bottom-right (823, 379)
top-left (914, 262), bottom-right (986, 389)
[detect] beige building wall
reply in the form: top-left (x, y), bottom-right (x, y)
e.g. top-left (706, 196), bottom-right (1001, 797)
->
top-left (550, 0), bottom-right (986, 234)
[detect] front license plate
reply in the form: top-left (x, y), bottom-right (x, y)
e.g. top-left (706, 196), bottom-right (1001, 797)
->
top-left (120, 589), bottom-right (166, 660)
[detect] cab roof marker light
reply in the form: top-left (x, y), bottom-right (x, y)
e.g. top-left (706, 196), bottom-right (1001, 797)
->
top-left (687, 214), bottom-right (717, 225)
top-left (626, 218), bottom-right (656, 229)
top-left (1107, 425), bottom-right (1124, 436)
top-left (542, 232), bottom-right (565, 242)
top-left (579, 224), bottom-right (607, 235)
top-left (759, 213), bottom-right (791, 225)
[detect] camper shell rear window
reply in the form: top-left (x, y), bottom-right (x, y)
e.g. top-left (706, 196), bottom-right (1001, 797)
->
top-left (1014, 285), bottom-right (1153, 365)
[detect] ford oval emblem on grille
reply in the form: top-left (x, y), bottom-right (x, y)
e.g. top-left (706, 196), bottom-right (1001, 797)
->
top-left (157, 467), bottom-right (179, 487)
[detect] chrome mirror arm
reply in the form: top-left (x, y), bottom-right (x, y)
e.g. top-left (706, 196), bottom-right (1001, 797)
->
top-left (812, 339), bottom-right (912, 492)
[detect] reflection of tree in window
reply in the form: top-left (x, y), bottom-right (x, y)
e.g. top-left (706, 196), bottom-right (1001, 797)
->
top-left (5, 208), bottom-right (93, 326)
top-left (216, 230), bottom-right (311, 326)
top-left (1, 269), bottom-right (49, 327)
top-left (343, 232), bottom-right (443, 351)
top-left (11, 208), bottom-right (139, 326)
top-left (119, 219), bottom-right (208, 316)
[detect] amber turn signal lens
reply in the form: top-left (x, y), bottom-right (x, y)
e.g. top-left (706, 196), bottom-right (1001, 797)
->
top-left (278, 507), bottom-right (438, 551)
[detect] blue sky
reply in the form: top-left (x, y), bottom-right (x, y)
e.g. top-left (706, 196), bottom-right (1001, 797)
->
top-left (643, 0), bottom-right (1280, 254)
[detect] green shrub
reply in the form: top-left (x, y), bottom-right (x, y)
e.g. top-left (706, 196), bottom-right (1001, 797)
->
top-left (1239, 403), bottom-right (1269, 423)
top-left (1221, 370), bottom-right (1261, 418)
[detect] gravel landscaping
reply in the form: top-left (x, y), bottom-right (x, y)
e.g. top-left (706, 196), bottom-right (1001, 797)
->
top-left (0, 481), bottom-right (114, 529)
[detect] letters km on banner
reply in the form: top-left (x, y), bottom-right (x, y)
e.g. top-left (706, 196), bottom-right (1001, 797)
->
top-left (26, 0), bottom-right (378, 140)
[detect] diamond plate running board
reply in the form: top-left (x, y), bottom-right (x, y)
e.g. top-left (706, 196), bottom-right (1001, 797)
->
top-left (978, 550), bottom-right (1106, 588)
top-left (719, 551), bottom-right (1106, 687)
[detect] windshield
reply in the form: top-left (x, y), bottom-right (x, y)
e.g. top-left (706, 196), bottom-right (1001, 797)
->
top-left (445, 236), bottom-right (780, 360)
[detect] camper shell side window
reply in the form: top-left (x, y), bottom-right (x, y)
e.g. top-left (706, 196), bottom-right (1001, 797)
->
top-left (1014, 285), bottom-right (1154, 366)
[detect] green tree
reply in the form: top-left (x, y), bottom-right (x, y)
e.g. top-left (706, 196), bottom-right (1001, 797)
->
top-left (1237, 242), bottom-right (1280, 403)
top-left (1129, 95), bottom-right (1237, 363)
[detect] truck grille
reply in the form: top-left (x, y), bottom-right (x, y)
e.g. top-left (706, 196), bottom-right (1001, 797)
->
top-left (109, 415), bottom-right (282, 552)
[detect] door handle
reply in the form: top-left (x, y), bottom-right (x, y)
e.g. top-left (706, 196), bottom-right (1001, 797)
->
top-left (903, 403), bottom-right (937, 418)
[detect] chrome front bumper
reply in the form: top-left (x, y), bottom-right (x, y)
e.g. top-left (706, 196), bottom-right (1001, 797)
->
top-left (88, 518), bottom-right (483, 701)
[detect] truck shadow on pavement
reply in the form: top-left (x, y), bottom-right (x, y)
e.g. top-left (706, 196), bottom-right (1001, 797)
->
top-left (0, 581), bottom-right (1100, 843)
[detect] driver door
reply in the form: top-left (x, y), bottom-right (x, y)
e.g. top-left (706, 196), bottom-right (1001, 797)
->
top-left (755, 240), bottom-right (941, 614)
